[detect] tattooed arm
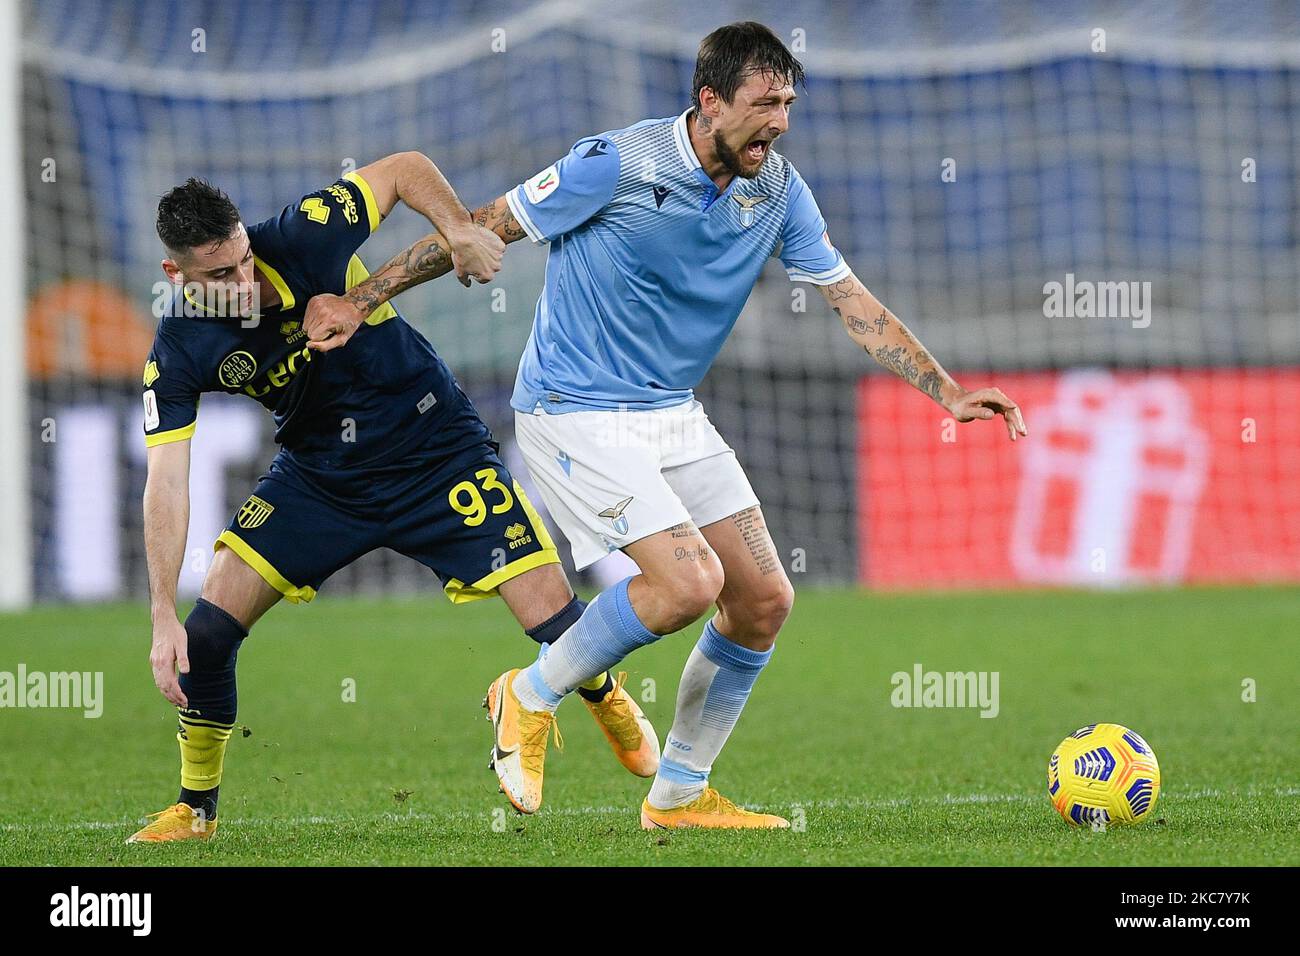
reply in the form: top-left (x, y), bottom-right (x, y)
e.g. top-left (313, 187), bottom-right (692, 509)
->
top-left (304, 195), bottom-right (527, 354)
top-left (304, 232), bottom-right (457, 352)
top-left (819, 272), bottom-right (1028, 440)
top-left (471, 195), bottom-right (530, 245)
top-left (350, 151), bottom-right (504, 287)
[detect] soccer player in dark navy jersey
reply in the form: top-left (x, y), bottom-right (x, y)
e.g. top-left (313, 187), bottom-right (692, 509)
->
top-left (130, 153), bottom-right (659, 843)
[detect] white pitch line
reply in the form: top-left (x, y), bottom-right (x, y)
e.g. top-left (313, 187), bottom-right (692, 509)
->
top-left (2, 786), bottom-right (1296, 834)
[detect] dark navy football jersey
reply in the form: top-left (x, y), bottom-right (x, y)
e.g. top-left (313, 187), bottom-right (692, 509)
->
top-left (141, 172), bottom-right (490, 471)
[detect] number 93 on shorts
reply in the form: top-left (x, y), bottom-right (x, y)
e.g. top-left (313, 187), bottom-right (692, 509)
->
top-left (213, 446), bottom-right (560, 605)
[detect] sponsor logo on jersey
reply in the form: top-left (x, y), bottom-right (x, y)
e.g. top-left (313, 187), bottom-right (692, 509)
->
top-left (240, 346), bottom-right (313, 398)
top-left (142, 359), bottom-right (160, 387)
top-left (732, 193), bottom-right (769, 228)
top-left (325, 182), bottom-right (359, 225)
top-left (582, 140), bottom-right (609, 158)
top-left (652, 185), bottom-right (671, 209)
top-left (300, 196), bottom-right (331, 224)
top-left (218, 351), bottom-right (258, 388)
top-left (236, 494), bottom-right (275, 530)
top-left (524, 164), bottom-right (560, 204)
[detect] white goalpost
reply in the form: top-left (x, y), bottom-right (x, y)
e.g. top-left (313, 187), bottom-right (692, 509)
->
top-left (0, 0), bottom-right (31, 609)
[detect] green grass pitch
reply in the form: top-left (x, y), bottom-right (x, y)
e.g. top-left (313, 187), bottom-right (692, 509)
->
top-left (1, 586), bottom-right (1296, 866)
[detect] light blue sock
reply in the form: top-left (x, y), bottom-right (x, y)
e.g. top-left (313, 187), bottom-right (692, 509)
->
top-left (648, 620), bottom-right (773, 808)
top-left (512, 577), bottom-right (658, 711)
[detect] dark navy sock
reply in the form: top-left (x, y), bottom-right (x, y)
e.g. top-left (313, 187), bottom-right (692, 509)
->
top-left (577, 670), bottom-right (615, 703)
top-left (525, 596), bottom-right (586, 646)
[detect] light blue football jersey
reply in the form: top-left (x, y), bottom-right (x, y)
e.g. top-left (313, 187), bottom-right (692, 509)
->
top-left (507, 108), bottom-right (850, 413)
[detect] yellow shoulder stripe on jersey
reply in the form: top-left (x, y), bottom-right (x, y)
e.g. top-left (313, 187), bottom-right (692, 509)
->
top-left (345, 255), bottom-right (397, 326)
top-left (144, 420), bottom-right (197, 447)
top-left (214, 530), bottom-right (317, 604)
top-left (342, 171), bottom-right (381, 233)
top-left (252, 255), bottom-right (295, 311)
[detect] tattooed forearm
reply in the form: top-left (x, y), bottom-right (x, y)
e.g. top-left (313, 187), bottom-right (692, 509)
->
top-left (822, 271), bottom-right (961, 409)
top-left (342, 233), bottom-right (454, 314)
top-left (472, 196), bottom-right (528, 243)
top-left (917, 370), bottom-right (944, 402)
top-left (872, 344), bottom-right (920, 385)
top-left (833, 306), bottom-right (889, 336)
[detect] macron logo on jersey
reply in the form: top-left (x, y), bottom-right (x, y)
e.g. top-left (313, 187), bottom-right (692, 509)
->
top-left (524, 165), bottom-right (560, 204)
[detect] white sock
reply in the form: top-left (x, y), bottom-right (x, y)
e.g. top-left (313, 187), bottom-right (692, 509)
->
top-left (647, 620), bottom-right (773, 809)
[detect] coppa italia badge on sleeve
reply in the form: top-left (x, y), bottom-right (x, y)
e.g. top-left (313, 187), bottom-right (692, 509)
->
top-left (524, 165), bottom-right (560, 204)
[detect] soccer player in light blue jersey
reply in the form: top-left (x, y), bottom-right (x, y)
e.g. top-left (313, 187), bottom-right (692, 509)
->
top-left (324, 22), bottom-right (1028, 826)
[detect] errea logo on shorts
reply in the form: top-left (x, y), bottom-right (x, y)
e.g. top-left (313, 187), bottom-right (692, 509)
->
top-left (524, 164), bottom-right (560, 204)
top-left (504, 523), bottom-right (533, 549)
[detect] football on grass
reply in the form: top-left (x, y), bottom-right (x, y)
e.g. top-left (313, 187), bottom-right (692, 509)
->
top-left (1048, 723), bottom-right (1161, 827)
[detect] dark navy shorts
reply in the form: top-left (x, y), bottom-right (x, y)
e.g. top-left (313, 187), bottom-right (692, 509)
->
top-left (214, 443), bottom-right (559, 605)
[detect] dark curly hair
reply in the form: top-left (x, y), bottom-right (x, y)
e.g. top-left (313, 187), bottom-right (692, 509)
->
top-left (691, 21), bottom-right (805, 111)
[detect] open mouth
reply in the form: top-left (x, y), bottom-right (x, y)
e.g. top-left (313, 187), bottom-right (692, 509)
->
top-left (745, 138), bottom-right (770, 163)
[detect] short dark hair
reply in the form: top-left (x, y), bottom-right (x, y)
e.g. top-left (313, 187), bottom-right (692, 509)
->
top-left (691, 21), bottom-right (805, 112)
top-left (156, 177), bottom-right (241, 256)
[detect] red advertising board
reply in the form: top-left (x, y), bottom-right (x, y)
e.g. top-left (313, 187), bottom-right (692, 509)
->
top-left (857, 368), bottom-right (1300, 588)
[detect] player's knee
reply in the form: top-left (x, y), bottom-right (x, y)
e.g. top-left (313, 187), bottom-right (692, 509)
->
top-left (723, 576), bottom-right (794, 644)
top-left (679, 561), bottom-right (726, 623)
top-left (649, 562), bottom-right (723, 633)
top-left (179, 598), bottom-right (249, 723)
top-left (764, 577), bottom-right (796, 636)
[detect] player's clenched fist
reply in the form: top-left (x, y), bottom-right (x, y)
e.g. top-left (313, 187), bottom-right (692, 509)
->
top-left (150, 615), bottom-right (190, 708)
top-left (305, 292), bottom-right (369, 353)
top-left (446, 222), bottom-right (505, 286)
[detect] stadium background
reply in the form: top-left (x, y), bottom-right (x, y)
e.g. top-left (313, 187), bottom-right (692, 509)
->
top-left (11, 0), bottom-right (1300, 606)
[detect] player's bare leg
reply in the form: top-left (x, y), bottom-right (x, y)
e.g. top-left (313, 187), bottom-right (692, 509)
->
top-left (129, 546), bottom-right (280, 843)
top-left (638, 506), bottom-right (793, 829)
top-left (200, 543), bottom-right (283, 630)
top-left (486, 562), bottom-right (659, 813)
top-left (698, 506), bottom-right (794, 655)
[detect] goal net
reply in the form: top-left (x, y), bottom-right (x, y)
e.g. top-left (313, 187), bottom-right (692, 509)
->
top-left (14, 0), bottom-right (1300, 605)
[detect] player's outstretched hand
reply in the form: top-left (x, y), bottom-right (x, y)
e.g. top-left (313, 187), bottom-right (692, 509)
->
top-left (447, 223), bottom-right (505, 287)
top-left (150, 615), bottom-right (190, 708)
top-left (947, 386), bottom-right (1028, 441)
top-left (305, 293), bottom-right (368, 353)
